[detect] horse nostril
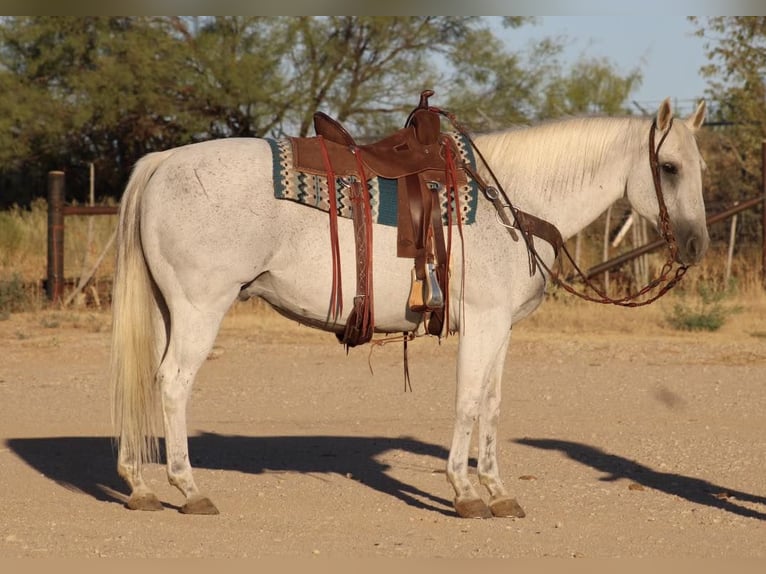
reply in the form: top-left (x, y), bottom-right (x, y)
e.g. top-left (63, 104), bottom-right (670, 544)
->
top-left (684, 234), bottom-right (708, 264)
top-left (687, 237), bottom-right (698, 259)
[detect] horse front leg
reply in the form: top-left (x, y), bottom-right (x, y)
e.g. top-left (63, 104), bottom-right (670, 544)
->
top-left (477, 330), bottom-right (525, 518)
top-left (447, 319), bottom-right (520, 518)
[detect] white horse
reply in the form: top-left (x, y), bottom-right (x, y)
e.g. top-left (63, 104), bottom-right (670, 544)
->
top-left (110, 98), bottom-right (708, 518)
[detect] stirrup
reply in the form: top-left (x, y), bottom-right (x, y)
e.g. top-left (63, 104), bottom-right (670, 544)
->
top-left (424, 262), bottom-right (444, 308)
top-left (408, 263), bottom-right (444, 312)
top-left (408, 267), bottom-right (426, 312)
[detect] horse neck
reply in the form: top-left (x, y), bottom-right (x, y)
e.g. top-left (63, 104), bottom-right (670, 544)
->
top-left (474, 117), bottom-right (646, 240)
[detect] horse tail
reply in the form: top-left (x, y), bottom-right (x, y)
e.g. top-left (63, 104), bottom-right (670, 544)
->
top-left (110, 149), bottom-right (175, 467)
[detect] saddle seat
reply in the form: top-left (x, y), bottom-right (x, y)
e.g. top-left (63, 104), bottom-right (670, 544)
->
top-left (294, 99), bottom-right (447, 180)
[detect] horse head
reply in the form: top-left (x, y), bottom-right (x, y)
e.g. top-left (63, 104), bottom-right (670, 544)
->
top-left (626, 98), bottom-right (709, 266)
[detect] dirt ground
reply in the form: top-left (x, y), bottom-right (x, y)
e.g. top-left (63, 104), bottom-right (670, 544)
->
top-left (1, 301), bottom-right (765, 559)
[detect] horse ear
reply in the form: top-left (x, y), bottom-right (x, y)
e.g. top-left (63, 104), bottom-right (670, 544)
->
top-left (685, 100), bottom-right (706, 132)
top-left (656, 97), bottom-right (673, 131)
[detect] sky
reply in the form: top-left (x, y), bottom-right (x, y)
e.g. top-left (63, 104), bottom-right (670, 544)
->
top-left (493, 16), bottom-right (710, 116)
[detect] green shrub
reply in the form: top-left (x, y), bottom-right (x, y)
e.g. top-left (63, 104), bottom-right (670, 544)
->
top-left (667, 280), bottom-right (742, 332)
top-left (0, 273), bottom-right (30, 314)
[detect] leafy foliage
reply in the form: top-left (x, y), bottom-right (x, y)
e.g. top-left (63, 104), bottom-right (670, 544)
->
top-left (0, 273), bottom-right (29, 316)
top-left (667, 280), bottom-right (742, 332)
top-left (691, 16), bottom-right (766, 243)
top-left (0, 16), bottom-right (644, 207)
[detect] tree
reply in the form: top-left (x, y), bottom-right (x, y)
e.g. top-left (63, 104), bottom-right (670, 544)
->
top-left (438, 19), bottom-right (641, 131)
top-left (0, 16), bottom-right (647, 207)
top-left (278, 16), bottom-right (488, 137)
top-left (438, 18), bottom-right (548, 128)
top-left (691, 16), bottom-right (766, 242)
top-left (539, 56), bottom-right (642, 118)
top-left (176, 16), bottom-right (292, 138)
top-left (0, 17), bottom-right (203, 204)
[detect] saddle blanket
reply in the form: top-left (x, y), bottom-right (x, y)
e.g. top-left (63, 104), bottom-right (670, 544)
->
top-left (268, 132), bottom-right (479, 227)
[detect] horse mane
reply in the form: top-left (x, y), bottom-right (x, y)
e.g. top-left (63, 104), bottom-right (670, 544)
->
top-left (474, 116), bottom-right (646, 203)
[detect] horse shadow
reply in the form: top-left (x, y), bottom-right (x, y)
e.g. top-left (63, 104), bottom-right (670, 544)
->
top-left (5, 433), bottom-right (456, 515)
top-left (515, 437), bottom-right (766, 521)
top-left (8, 434), bottom-right (764, 520)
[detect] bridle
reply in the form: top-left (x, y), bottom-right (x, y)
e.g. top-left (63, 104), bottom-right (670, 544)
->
top-left (438, 109), bottom-right (688, 307)
top-left (547, 117), bottom-right (689, 307)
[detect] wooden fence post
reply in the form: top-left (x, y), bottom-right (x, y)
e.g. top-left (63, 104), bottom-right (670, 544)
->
top-left (46, 170), bottom-right (65, 302)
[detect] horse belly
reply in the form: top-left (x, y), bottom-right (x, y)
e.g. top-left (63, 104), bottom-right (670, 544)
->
top-left (242, 202), bottom-right (424, 334)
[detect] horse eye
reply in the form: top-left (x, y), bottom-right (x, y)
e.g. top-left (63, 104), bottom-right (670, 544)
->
top-left (662, 162), bottom-right (678, 175)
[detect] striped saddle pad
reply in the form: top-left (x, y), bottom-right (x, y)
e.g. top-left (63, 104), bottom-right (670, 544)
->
top-left (268, 131), bottom-right (479, 227)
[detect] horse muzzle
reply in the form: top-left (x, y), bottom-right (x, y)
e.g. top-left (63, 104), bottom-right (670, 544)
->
top-left (676, 226), bottom-right (710, 266)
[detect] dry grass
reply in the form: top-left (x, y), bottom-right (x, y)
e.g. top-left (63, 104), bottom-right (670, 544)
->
top-left (0, 199), bottom-right (117, 310)
top-left (523, 286), bottom-right (766, 340)
top-left (1, 201), bottom-right (764, 340)
top-left (524, 241), bottom-right (766, 338)
top-left (4, 275), bottom-right (765, 345)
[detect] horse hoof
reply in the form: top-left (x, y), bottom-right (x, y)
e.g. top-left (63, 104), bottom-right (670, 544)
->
top-left (126, 492), bottom-right (164, 511)
top-left (180, 495), bottom-right (219, 515)
top-left (454, 498), bottom-right (493, 519)
top-left (490, 496), bottom-right (526, 518)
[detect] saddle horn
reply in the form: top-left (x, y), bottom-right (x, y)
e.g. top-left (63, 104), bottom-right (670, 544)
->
top-left (405, 89), bottom-right (436, 129)
top-left (418, 89), bottom-right (434, 109)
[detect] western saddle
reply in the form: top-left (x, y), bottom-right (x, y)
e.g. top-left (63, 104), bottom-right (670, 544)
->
top-left (290, 90), bottom-right (469, 347)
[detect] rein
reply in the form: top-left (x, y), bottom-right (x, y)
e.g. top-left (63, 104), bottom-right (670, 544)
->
top-left (435, 108), bottom-right (688, 307)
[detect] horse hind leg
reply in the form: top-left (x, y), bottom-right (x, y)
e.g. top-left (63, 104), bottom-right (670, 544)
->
top-left (158, 292), bottom-right (238, 515)
top-left (118, 442), bottom-right (164, 511)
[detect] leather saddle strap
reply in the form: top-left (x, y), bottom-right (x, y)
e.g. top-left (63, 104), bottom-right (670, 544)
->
top-left (514, 210), bottom-right (564, 259)
top-left (418, 184), bottom-right (433, 255)
top-left (317, 136), bottom-right (343, 320)
top-left (426, 186), bottom-right (449, 336)
top-left (429, 187), bottom-right (448, 275)
top-left (442, 139), bottom-right (466, 335)
top-left (341, 148), bottom-right (374, 347)
top-left (427, 139), bottom-right (465, 337)
top-left (405, 174), bottom-right (426, 275)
